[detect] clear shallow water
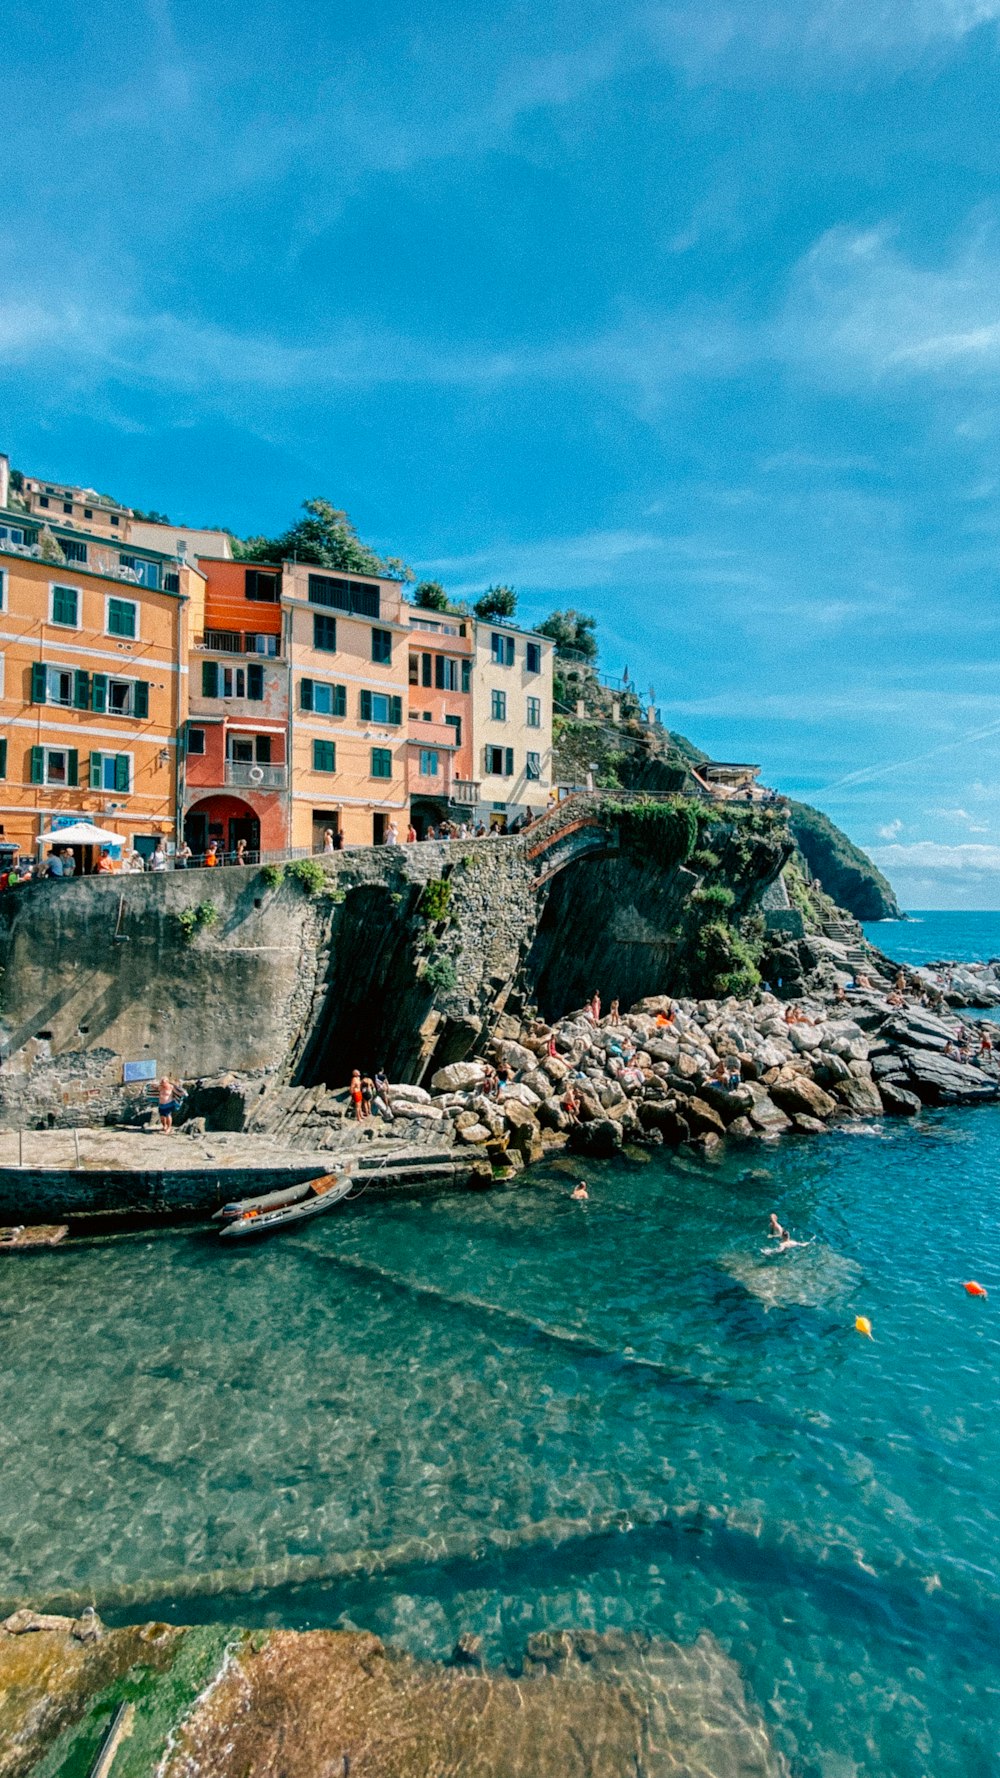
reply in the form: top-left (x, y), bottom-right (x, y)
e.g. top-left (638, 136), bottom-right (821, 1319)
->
top-left (2, 1120), bottom-right (999, 1777)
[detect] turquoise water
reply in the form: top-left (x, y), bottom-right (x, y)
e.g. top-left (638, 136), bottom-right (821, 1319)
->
top-left (1, 911), bottom-right (998, 1776)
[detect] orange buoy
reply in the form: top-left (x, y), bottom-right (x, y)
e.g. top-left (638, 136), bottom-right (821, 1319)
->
top-left (855, 1316), bottom-right (873, 1339)
top-left (964, 1281), bottom-right (988, 1298)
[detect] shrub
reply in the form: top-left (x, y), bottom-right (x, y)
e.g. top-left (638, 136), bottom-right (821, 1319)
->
top-left (176, 900), bottom-right (219, 941)
top-left (419, 877), bottom-right (452, 923)
top-left (690, 883), bottom-right (735, 911)
top-left (689, 847), bottom-right (720, 872)
top-left (693, 919), bottom-right (761, 1000)
top-left (605, 800), bottom-right (699, 869)
top-left (288, 857), bottom-right (326, 896)
top-left (259, 863), bottom-right (285, 888)
top-left (422, 954), bottom-right (457, 992)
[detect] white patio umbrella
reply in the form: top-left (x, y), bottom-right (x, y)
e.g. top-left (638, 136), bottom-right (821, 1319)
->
top-left (37, 821), bottom-right (126, 848)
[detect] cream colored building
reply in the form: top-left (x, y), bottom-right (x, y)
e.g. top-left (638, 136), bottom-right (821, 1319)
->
top-left (470, 619), bottom-right (554, 828)
top-left (283, 564), bottom-right (411, 847)
top-left (130, 521), bottom-right (234, 561)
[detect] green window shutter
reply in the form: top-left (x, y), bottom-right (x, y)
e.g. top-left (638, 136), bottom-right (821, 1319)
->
top-left (133, 680), bottom-right (149, 719)
top-left (247, 662), bottom-right (264, 700)
top-left (422, 653), bottom-right (431, 687)
top-left (30, 745), bottom-right (44, 784)
top-left (390, 695), bottom-right (402, 726)
top-left (300, 677), bottom-right (314, 711)
top-left (333, 684), bottom-right (346, 716)
top-left (202, 661), bottom-right (219, 698)
top-left (461, 660), bottom-right (471, 693)
top-left (73, 669), bottom-right (90, 709)
top-left (312, 739), bottom-right (336, 772)
top-left (91, 673), bottom-right (108, 713)
top-left (505, 747), bottom-right (514, 777)
top-left (89, 751), bottom-right (103, 789)
top-left (31, 661), bottom-right (47, 704)
top-left (0, 739), bottom-right (6, 780)
top-left (67, 749), bottom-right (79, 789)
top-left (114, 755), bottom-right (130, 792)
top-left (360, 689), bottom-right (372, 721)
top-left (52, 585), bottom-right (77, 626)
top-left (434, 656), bottom-right (444, 689)
top-left (108, 597), bottom-right (136, 638)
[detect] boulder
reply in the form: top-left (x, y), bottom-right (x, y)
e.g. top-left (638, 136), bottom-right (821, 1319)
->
top-left (832, 1075), bottom-right (884, 1116)
top-left (787, 1024), bottom-right (822, 1053)
top-left (674, 1051), bottom-right (704, 1082)
top-left (391, 1082), bottom-right (433, 1104)
top-left (458, 1122), bottom-right (493, 1144)
top-left (812, 1052), bottom-right (851, 1087)
top-left (727, 1115), bottom-right (757, 1141)
top-left (901, 1051), bottom-right (998, 1106)
top-left (684, 1097), bottom-right (727, 1139)
top-left (538, 1095), bottom-right (569, 1131)
top-left (768, 1073), bottom-right (837, 1120)
top-left (699, 1082), bottom-right (756, 1124)
top-left (2, 1610), bottom-right (75, 1634)
top-left (878, 1080), bottom-right (922, 1117)
top-left (568, 1117), bottom-right (624, 1157)
top-left (503, 1099), bottom-right (543, 1162)
top-left (454, 1109), bottom-right (480, 1130)
top-left (495, 1040), bottom-right (536, 1072)
top-left (397, 1102), bottom-right (446, 1122)
top-left (430, 1063), bottom-right (484, 1094)
top-left (687, 1130), bottom-right (724, 1159)
top-left (792, 1113), bottom-right (827, 1134)
top-left (521, 1069), bottom-right (552, 1100)
top-left (501, 1082), bottom-right (541, 1108)
top-left (747, 1092), bottom-right (792, 1135)
top-left (638, 1100), bottom-right (690, 1145)
top-left (542, 1055), bottom-right (569, 1085)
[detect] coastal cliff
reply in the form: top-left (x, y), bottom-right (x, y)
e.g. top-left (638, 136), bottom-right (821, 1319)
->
top-left (786, 800), bottom-right (901, 922)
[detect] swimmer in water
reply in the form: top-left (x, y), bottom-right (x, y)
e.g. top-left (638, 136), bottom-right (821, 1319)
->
top-left (768, 1212), bottom-right (788, 1242)
top-left (571, 1180), bottom-right (589, 1201)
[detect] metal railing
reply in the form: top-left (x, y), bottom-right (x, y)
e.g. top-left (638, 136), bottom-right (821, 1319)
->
top-left (224, 761), bottom-right (288, 789)
top-left (197, 630), bottom-right (281, 657)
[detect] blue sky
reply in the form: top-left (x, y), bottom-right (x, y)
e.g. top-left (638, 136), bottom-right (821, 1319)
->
top-left (4, 0), bottom-right (1000, 906)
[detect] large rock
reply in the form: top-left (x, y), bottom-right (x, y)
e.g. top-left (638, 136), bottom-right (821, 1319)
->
top-left (390, 1083), bottom-right (432, 1104)
top-left (684, 1098), bottom-right (727, 1139)
top-left (747, 1092), bottom-right (792, 1135)
top-left (501, 1082), bottom-right (541, 1108)
top-left (878, 1080), bottom-right (922, 1117)
top-left (495, 1040), bottom-right (536, 1072)
top-left (699, 1082), bottom-right (756, 1124)
top-left (832, 1074), bottom-right (884, 1115)
top-left (568, 1117), bottom-right (624, 1157)
top-left (542, 1055), bottom-right (569, 1084)
top-left (768, 1072), bottom-right (837, 1120)
top-left (457, 1122), bottom-right (493, 1144)
top-left (638, 1099), bottom-right (690, 1145)
top-left (787, 1024), bottom-right (823, 1053)
top-left (430, 1062), bottom-right (486, 1093)
top-left (901, 1051), bottom-right (998, 1105)
top-left (503, 1099), bottom-right (543, 1162)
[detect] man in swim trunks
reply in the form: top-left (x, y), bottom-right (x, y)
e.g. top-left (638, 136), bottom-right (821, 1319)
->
top-left (768, 1212), bottom-right (789, 1242)
top-left (571, 1180), bottom-right (589, 1200)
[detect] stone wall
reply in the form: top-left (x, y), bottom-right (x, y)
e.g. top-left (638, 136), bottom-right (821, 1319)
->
top-left (0, 800), bottom-right (790, 1129)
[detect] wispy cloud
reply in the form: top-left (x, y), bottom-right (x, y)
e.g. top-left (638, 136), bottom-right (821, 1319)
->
top-left (644, 0), bottom-right (1000, 76)
top-left (870, 840), bottom-right (1000, 872)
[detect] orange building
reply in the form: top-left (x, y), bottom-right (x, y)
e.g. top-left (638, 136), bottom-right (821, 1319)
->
top-left (182, 558), bottom-right (288, 858)
top-left (405, 608), bottom-right (476, 832)
top-left (0, 515), bottom-right (197, 862)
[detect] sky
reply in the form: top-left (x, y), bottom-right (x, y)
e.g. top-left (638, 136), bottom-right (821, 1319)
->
top-left (4, 0), bottom-right (1000, 907)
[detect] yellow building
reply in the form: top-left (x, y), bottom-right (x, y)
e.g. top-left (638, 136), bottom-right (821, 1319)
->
top-left (0, 520), bottom-right (200, 861)
top-left (283, 564), bottom-right (411, 847)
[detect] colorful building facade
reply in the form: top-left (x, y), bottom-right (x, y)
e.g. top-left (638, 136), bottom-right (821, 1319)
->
top-left (405, 609), bottom-right (475, 833)
top-left (470, 619), bottom-right (554, 827)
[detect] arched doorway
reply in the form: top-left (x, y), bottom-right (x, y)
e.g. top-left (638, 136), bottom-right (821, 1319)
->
top-left (185, 795), bottom-right (261, 863)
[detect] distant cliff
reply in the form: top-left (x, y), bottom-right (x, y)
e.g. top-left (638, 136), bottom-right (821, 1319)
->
top-left (786, 801), bottom-right (902, 922)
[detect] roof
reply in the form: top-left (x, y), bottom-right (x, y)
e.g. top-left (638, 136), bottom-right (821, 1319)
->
top-left (0, 506), bottom-right (180, 561)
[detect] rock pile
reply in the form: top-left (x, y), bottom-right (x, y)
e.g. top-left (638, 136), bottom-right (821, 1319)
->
top-left (406, 986), bottom-right (1000, 1166)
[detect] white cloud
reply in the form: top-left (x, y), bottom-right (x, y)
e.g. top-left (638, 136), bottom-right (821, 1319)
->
top-left (644, 0), bottom-right (1000, 74)
top-left (879, 818), bottom-right (904, 838)
top-left (869, 840), bottom-right (1000, 872)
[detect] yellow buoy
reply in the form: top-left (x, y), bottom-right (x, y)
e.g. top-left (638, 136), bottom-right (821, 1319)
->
top-left (855, 1316), bottom-right (873, 1339)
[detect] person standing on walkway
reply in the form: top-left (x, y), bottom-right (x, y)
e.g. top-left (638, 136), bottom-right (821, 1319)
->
top-left (158, 1077), bottom-right (182, 1133)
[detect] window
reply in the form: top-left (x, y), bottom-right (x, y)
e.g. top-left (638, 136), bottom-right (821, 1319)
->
top-left (0, 738), bottom-right (6, 780)
top-left (526, 696), bottom-right (541, 728)
top-left (527, 641), bottom-right (541, 673)
top-left (419, 749), bottom-right (439, 776)
top-left (119, 554), bottom-right (160, 589)
top-left (62, 537), bottom-right (87, 563)
top-left (34, 665), bottom-right (74, 706)
top-left (88, 674), bottom-right (148, 717)
top-left (371, 627), bottom-right (392, 664)
top-left (308, 574), bottom-right (380, 617)
top-left (461, 659), bottom-right (472, 694)
top-left (409, 655), bottom-right (420, 684)
top-left (526, 751), bottom-right (541, 780)
top-left (313, 613), bottom-right (338, 652)
top-left (421, 652), bottom-right (432, 687)
top-left (445, 713), bottom-right (462, 747)
top-left (313, 739), bottom-right (337, 773)
top-left (0, 526), bottom-right (25, 547)
top-left (0, 569), bottom-right (5, 611)
top-left (491, 689), bottom-right (507, 722)
top-left (111, 514), bottom-right (120, 526)
top-left (300, 679), bottom-right (347, 716)
top-left (485, 744), bottom-right (514, 777)
top-left (84, 507), bottom-right (93, 520)
top-left (229, 735), bottom-right (272, 765)
top-left (433, 655), bottom-right (460, 690)
top-left (30, 746), bottom-right (79, 787)
top-left (245, 570), bottom-right (279, 602)
top-left (359, 690), bottom-right (402, 725)
top-left (107, 596), bottom-right (137, 638)
top-left (50, 584), bottom-right (79, 627)
top-left (370, 747), bottom-right (393, 778)
top-left (187, 728), bottom-right (206, 755)
top-left (63, 501), bottom-right (73, 515)
top-left (200, 662), bottom-right (263, 699)
top-left (89, 752), bottom-right (131, 792)
top-left (39, 495), bottom-right (49, 508)
top-left (491, 631), bottom-right (515, 666)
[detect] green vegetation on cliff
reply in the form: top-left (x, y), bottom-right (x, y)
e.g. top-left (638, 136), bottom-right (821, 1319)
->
top-left (787, 801), bottom-right (901, 922)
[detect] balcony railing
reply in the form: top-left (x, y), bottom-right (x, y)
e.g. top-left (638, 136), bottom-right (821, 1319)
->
top-left (225, 761), bottom-right (288, 790)
top-left (198, 630), bottom-right (282, 657)
top-left (451, 779), bottom-right (481, 804)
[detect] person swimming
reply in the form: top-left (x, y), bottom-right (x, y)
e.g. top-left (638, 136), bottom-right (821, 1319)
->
top-left (571, 1180), bottom-right (589, 1200)
top-left (768, 1212), bottom-right (788, 1242)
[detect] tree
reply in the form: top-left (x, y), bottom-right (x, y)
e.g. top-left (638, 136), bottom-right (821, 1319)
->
top-left (233, 498), bottom-right (412, 580)
top-left (474, 584), bottom-right (517, 621)
top-left (414, 580), bottom-right (450, 611)
top-left (131, 507), bottom-right (172, 524)
top-left (537, 608), bottom-right (598, 662)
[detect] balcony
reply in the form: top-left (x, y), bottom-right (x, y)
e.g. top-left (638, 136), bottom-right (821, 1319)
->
top-left (225, 761), bottom-right (288, 790)
top-left (451, 779), bottom-right (482, 805)
top-left (198, 630), bottom-right (281, 657)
